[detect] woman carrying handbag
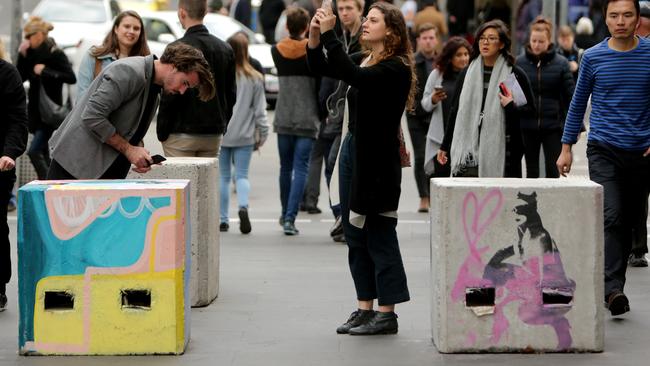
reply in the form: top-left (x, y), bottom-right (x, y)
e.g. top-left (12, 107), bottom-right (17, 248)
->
top-left (17, 17), bottom-right (76, 180)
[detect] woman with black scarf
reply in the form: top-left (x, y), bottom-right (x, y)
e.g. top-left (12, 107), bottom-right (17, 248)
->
top-left (17, 17), bottom-right (76, 179)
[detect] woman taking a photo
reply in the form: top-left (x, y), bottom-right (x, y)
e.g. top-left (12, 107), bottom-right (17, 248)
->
top-left (437, 19), bottom-right (534, 178)
top-left (421, 36), bottom-right (472, 178)
top-left (219, 32), bottom-right (269, 234)
top-left (17, 16), bottom-right (76, 180)
top-left (308, 2), bottom-right (415, 335)
top-left (76, 10), bottom-right (150, 100)
top-left (516, 16), bottom-right (574, 178)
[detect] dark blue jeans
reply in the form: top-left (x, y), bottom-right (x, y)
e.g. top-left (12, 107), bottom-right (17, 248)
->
top-left (28, 128), bottom-right (53, 180)
top-left (277, 134), bottom-right (314, 222)
top-left (587, 140), bottom-right (650, 298)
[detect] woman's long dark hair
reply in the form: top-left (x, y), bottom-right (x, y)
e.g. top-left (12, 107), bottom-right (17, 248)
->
top-left (470, 19), bottom-right (515, 65)
top-left (91, 10), bottom-right (150, 58)
top-left (436, 36), bottom-right (472, 77)
top-left (363, 2), bottom-right (417, 112)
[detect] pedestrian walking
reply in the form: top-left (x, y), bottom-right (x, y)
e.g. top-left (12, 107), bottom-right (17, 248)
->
top-left (47, 43), bottom-right (215, 180)
top-left (421, 36), bottom-right (471, 178)
top-left (557, 25), bottom-right (584, 81)
top-left (157, 0), bottom-right (237, 158)
top-left (316, 0), bottom-right (364, 243)
top-left (556, 0), bottom-right (650, 316)
top-left (407, 22), bottom-right (438, 213)
top-left (16, 16), bottom-right (76, 180)
top-left (272, 6), bottom-right (320, 236)
top-left (308, 1), bottom-right (415, 335)
top-left (260, 0), bottom-right (286, 43)
top-left (76, 10), bottom-right (150, 101)
top-left (437, 19), bottom-right (535, 178)
top-left (219, 33), bottom-right (269, 234)
top-left (516, 17), bottom-right (575, 178)
top-left (0, 59), bottom-right (29, 312)
top-left (629, 0), bottom-right (650, 268)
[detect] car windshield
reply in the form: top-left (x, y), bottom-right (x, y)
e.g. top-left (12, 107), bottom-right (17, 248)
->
top-left (204, 17), bottom-right (260, 44)
top-left (34, 0), bottom-right (107, 23)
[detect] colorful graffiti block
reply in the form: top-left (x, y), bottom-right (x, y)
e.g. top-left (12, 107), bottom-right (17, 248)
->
top-left (17, 180), bottom-right (191, 355)
top-left (430, 178), bottom-right (604, 353)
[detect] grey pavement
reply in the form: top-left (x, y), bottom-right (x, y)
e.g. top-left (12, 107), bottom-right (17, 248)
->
top-left (1, 115), bottom-right (649, 365)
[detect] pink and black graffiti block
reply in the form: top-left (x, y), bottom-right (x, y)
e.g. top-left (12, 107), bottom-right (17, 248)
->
top-left (452, 190), bottom-right (576, 350)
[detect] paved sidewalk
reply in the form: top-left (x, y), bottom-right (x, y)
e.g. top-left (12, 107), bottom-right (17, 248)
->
top-left (1, 123), bottom-right (649, 365)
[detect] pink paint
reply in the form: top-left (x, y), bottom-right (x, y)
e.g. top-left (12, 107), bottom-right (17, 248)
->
top-left (451, 189), bottom-right (504, 301)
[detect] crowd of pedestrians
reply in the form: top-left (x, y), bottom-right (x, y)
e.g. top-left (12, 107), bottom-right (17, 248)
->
top-left (1, 0), bottom-right (649, 332)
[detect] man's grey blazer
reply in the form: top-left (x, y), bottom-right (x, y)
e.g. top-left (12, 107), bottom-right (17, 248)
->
top-left (49, 55), bottom-right (159, 179)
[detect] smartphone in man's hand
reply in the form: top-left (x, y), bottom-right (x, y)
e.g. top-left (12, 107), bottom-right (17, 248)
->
top-left (148, 154), bottom-right (166, 167)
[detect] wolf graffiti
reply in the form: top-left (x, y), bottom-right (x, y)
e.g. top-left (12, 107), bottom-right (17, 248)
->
top-left (454, 191), bottom-right (576, 350)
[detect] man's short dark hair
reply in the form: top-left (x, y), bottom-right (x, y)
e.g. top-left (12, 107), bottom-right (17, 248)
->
top-left (286, 6), bottom-right (310, 38)
top-left (602, 0), bottom-right (640, 17)
top-left (161, 42), bottom-right (215, 101)
top-left (179, 0), bottom-right (207, 20)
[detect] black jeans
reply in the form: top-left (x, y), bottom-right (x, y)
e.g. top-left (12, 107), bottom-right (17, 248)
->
top-left (587, 141), bottom-right (650, 297)
top-left (407, 115), bottom-right (429, 198)
top-left (0, 170), bottom-right (16, 290)
top-left (27, 128), bottom-right (53, 180)
top-left (522, 128), bottom-right (562, 178)
top-left (345, 214), bottom-right (410, 306)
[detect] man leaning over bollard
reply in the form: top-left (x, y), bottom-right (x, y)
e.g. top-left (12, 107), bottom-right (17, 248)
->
top-left (47, 43), bottom-right (215, 180)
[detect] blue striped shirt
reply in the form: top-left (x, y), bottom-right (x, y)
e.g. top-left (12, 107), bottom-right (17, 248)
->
top-left (562, 37), bottom-right (650, 150)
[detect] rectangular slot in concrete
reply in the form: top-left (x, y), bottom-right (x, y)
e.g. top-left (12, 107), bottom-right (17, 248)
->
top-left (465, 287), bottom-right (495, 307)
top-left (121, 289), bottom-right (151, 310)
top-left (542, 288), bottom-right (573, 307)
top-left (44, 291), bottom-right (74, 311)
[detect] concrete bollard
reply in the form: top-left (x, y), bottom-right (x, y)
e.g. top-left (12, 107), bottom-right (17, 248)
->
top-left (128, 157), bottom-right (219, 307)
top-left (18, 180), bottom-right (191, 355)
top-left (430, 178), bottom-right (604, 353)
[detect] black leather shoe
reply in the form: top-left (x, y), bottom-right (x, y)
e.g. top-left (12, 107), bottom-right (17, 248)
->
top-left (0, 293), bottom-right (7, 312)
top-left (607, 291), bottom-right (630, 316)
top-left (238, 208), bottom-right (251, 234)
top-left (336, 309), bottom-right (375, 334)
top-left (348, 311), bottom-right (398, 335)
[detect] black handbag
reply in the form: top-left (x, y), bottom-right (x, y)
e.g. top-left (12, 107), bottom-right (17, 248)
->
top-left (39, 83), bottom-right (72, 129)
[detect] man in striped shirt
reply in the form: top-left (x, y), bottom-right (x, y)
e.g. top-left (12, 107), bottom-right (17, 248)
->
top-left (557, 0), bottom-right (650, 317)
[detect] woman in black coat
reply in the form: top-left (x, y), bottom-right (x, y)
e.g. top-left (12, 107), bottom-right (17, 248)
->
top-left (308, 2), bottom-right (416, 335)
top-left (516, 17), bottom-right (575, 178)
top-left (17, 17), bottom-right (76, 179)
top-left (437, 19), bottom-right (535, 178)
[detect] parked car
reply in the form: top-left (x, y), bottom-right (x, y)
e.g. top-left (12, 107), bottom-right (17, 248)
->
top-left (140, 11), bottom-right (278, 108)
top-left (117, 0), bottom-right (169, 12)
top-left (28, 0), bottom-right (121, 68)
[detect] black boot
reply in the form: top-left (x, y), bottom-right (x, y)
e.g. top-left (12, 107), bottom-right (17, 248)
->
top-left (336, 309), bottom-right (375, 334)
top-left (348, 311), bottom-right (398, 335)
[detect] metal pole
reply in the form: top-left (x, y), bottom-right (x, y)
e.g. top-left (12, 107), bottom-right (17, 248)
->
top-left (559, 0), bottom-right (569, 26)
top-left (542, 0), bottom-right (557, 38)
top-left (11, 0), bottom-right (23, 64)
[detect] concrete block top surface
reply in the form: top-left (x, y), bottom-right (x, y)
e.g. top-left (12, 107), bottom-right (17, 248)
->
top-left (22, 179), bottom-right (190, 191)
top-left (431, 177), bottom-right (600, 189)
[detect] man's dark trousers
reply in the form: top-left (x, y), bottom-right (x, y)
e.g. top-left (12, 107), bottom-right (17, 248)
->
top-left (587, 140), bottom-right (650, 298)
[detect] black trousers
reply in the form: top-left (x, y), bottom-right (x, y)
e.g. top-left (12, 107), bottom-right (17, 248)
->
top-left (587, 141), bottom-right (650, 297)
top-left (0, 170), bottom-right (16, 291)
top-left (407, 115), bottom-right (429, 198)
top-left (47, 158), bottom-right (131, 180)
top-left (522, 128), bottom-right (562, 178)
top-left (345, 214), bottom-right (410, 306)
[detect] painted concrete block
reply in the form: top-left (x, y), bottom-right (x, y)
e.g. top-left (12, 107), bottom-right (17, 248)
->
top-left (128, 158), bottom-right (219, 307)
top-left (430, 178), bottom-right (604, 353)
top-left (18, 180), bottom-right (191, 355)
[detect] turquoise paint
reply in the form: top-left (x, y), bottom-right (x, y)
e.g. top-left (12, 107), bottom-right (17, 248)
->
top-left (18, 184), bottom-right (171, 348)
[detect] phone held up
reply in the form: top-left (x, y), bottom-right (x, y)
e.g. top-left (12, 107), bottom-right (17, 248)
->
top-left (321, 0), bottom-right (333, 13)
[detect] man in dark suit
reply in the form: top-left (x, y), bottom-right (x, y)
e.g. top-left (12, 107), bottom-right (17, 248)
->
top-left (157, 0), bottom-right (237, 158)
